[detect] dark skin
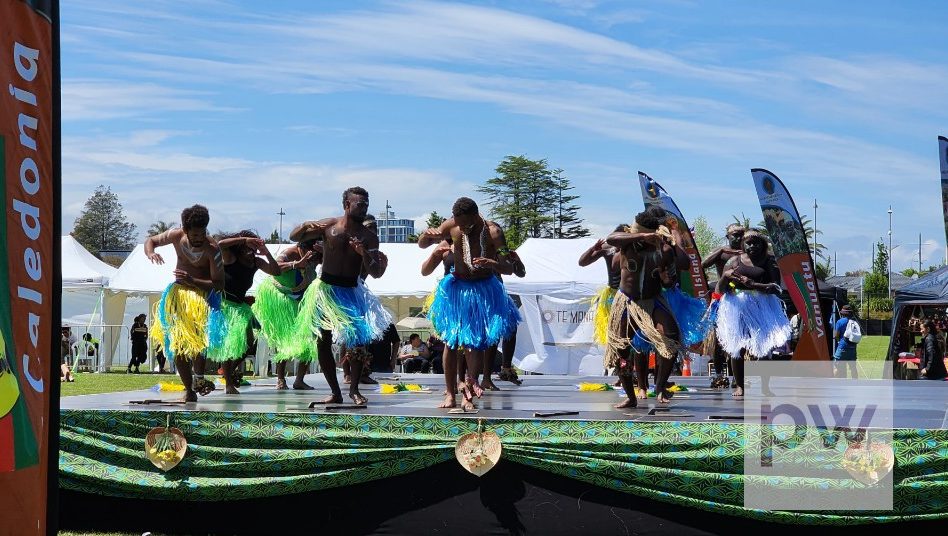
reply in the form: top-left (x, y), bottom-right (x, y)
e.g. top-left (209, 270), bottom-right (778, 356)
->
top-left (272, 243), bottom-right (322, 390)
top-left (702, 225), bottom-right (745, 384)
top-left (217, 237), bottom-right (281, 394)
top-left (482, 250), bottom-right (526, 391)
top-left (605, 227), bottom-right (679, 406)
top-left (145, 226), bottom-right (224, 402)
top-left (716, 233), bottom-right (782, 397)
top-left (577, 238), bottom-right (622, 284)
top-left (289, 192), bottom-right (387, 405)
top-left (701, 225), bottom-right (746, 279)
top-left (419, 214), bottom-right (514, 410)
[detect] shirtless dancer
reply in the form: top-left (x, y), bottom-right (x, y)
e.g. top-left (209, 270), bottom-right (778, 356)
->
top-left (605, 207), bottom-right (681, 408)
top-left (579, 225), bottom-right (625, 384)
top-left (420, 197), bottom-right (521, 410)
top-left (146, 205), bottom-right (224, 403)
top-left (289, 187), bottom-right (391, 405)
top-left (701, 224), bottom-right (746, 389)
top-left (252, 239), bottom-right (322, 390)
top-left (212, 231), bottom-right (281, 394)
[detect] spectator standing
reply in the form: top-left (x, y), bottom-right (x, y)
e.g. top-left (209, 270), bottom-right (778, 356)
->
top-left (833, 305), bottom-right (859, 379)
top-left (921, 320), bottom-right (948, 380)
top-left (129, 314), bottom-right (148, 373)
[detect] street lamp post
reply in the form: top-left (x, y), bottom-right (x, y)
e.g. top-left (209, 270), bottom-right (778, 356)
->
top-left (888, 206), bottom-right (893, 297)
top-left (277, 208), bottom-right (286, 243)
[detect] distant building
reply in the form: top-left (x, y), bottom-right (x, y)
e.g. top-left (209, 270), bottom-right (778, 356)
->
top-left (376, 204), bottom-right (415, 243)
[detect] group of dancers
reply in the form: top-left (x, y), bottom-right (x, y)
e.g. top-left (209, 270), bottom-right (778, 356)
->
top-left (144, 187), bottom-right (790, 409)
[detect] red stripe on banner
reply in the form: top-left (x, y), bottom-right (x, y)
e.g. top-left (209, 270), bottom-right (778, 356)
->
top-left (0, 413), bottom-right (14, 472)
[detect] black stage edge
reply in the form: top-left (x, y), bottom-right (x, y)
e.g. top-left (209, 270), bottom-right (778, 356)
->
top-left (60, 461), bottom-right (940, 536)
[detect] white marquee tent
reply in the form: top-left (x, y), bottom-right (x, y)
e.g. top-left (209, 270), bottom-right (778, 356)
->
top-left (99, 242), bottom-right (442, 368)
top-left (504, 238), bottom-right (610, 375)
top-left (61, 235), bottom-right (118, 330)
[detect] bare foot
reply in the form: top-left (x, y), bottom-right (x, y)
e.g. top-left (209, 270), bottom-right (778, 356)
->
top-left (183, 389), bottom-right (197, 403)
top-left (360, 375), bottom-right (378, 385)
top-left (276, 378), bottom-right (288, 390)
top-left (461, 398), bottom-right (477, 411)
top-left (321, 393), bottom-right (343, 404)
top-left (481, 378), bottom-right (500, 391)
top-left (465, 376), bottom-right (484, 398)
top-left (343, 376), bottom-right (351, 385)
top-left (657, 390), bottom-right (672, 404)
top-left (225, 385), bottom-right (240, 395)
top-left (636, 388), bottom-right (648, 400)
top-left (349, 392), bottom-right (368, 405)
top-left (733, 386), bottom-right (744, 398)
top-left (459, 382), bottom-right (475, 404)
top-left (194, 378), bottom-right (216, 396)
top-left (439, 393), bottom-right (457, 408)
top-left (614, 397), bottom-right (637, 409)
top-left (293, 381), bottom-right (315, 390)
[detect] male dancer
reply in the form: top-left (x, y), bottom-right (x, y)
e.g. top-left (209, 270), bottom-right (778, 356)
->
top-left (252, 239), bottom-right (322, 390)
top-left (290, 187), bottom-right (391, 405)
top-left (146, 205), bottom-right (224, 402)
top-left (579, 226), bottom-right (625, 383)
top-left (701, 224), bottom-right (746, 388)
top-left (605, 207), bottom-right (681, 407)
top-left (212, 231), bottom-right (281, 394)
top-left (419, 197), bottom-right (520, 410)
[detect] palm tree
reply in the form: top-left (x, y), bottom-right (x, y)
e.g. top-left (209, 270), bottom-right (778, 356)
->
top-left (147, 220), bottom-right (176, 236)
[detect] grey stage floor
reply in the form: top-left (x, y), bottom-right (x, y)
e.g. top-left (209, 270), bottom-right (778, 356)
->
top-left (61, 373), bottom-right (948, 428)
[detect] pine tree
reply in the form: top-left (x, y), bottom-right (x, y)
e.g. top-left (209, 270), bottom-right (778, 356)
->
top-left (550, 169), bottom-right (589, 238)
top-left (478, 156), bottom-right (587, 248)
top-left (72, 185), bottom-right (137, 255)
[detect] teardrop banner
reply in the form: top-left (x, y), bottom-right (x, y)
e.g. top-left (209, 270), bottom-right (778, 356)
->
top-left (0, 1), bottom-right (61, 534)
top-left (750, 169), bottom-right (829, 361)
top-left (638, 171), bottom-right (710, 301)
top-left (939, 136), bottom-right (948, 255)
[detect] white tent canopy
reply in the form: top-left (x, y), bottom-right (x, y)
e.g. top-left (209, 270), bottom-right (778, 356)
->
top-left (62, 235), bottom-right (117, 288)
top-left (504, 238), bottom-right (603, 299)
top-left (100, 242), bottom-right (442, 368)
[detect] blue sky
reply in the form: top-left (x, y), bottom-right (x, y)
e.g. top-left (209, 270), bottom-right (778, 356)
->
top-left (60, 0), bottom-right (948, 274)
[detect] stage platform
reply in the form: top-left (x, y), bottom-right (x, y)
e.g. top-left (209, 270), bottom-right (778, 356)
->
top-left (59, 374), bottom-right (948, 531)
top-left (61, 373), bottom-right (948, 427)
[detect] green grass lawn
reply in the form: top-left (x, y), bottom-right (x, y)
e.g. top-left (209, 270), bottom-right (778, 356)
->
top-left (60, 371), bottom-right (265, 396)
top-left (60, 372), bottom-right (187, 396)
top-left (856, 335), bottom-right (890, 361)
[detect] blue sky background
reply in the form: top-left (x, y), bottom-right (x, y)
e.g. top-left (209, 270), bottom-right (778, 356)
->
top-left (60, 0), bottom-right (948, 274)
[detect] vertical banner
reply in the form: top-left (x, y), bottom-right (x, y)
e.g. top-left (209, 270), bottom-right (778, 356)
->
top-left (939, 136), bottom-right (948, 257)
top-left (751, 169), bottom-right (829, 361)
top-left (0, 1), bottom-right (59, 535)
top-left (638, 171), bottom-right (709, 300)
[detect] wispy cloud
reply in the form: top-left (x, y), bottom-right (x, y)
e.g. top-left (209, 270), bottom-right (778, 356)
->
top-left (62, 79), bottom-right (234, 121)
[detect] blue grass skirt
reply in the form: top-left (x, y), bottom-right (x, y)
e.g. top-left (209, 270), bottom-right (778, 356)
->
top-left (663, 286), bottom-right (713, 347)
top-left (428, 274), bottom-right (522, 350)
top-left (303, 279), bottom-right (392, 347)
top-left (715, 290), bottom-right (791, 358)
